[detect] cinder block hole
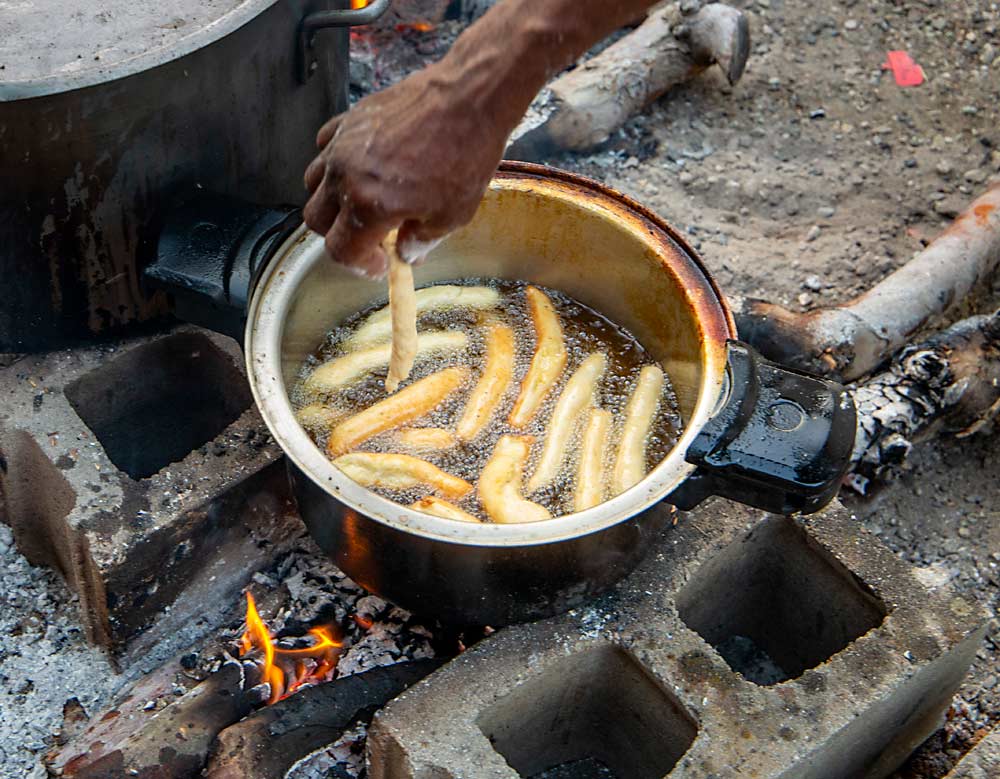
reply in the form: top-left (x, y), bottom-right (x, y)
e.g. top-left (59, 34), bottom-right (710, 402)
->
top-left (676, 515), bottom-right (888, 685)
top-left (477, 645), bottom-right (697, 779)
top-left (64, 332), bottom-right (252, 480)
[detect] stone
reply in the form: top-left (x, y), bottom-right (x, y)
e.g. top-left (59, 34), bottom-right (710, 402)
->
top-left (818, 205), bottom-right (837, 218)
top-left (844, 19), bottom-right (859, 30)
top-left (936, 160), bottom-right (955, 176)
top-left (805, 225), bottom-right (822, 242)
top-left (367, 501), bottom-right (988, 779)
top-left (0, 326), bottom-right (303, 654)
top-left (803, 274), bottom-right (824, 291)
top-left (944, 724), bottom-right (999, 778)
top-left (964, 169), bottom-right (988, 185)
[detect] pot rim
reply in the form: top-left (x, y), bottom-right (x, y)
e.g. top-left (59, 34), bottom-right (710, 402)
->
top-left (1, 0), bottom-right (281, 100)
top-left (245, 162), bottom-right (737, 547)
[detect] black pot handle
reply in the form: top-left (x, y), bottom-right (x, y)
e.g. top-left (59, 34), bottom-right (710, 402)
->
top-left (145, 192), bottom-right (301, 343)
top-left (298, 0), bottom-right (393, 82)
top-left (667, 340), bottom-right (856, 515)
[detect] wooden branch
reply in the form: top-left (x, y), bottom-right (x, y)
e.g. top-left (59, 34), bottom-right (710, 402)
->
top-left (735, 184), bottom-right (1000, 382)
top-left (506, 2), bottom-right (749, 159)
top-left (53, 660), bottom-right (262, 779)
top-left (848, 310), bottom-right (1000, 492)
top-left (204, 660), bottom-right (442, 779)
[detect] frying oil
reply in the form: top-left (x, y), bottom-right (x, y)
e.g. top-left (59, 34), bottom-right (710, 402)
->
top-left (291, 280), bottom-right (682, 520)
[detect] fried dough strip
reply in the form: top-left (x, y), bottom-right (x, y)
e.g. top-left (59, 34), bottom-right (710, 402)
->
top-left (326, 367), bottom-right (467, 456)
top-left (295, 403), bottom-right (343, 433)
top-left (574, 408), bottom-right (612, 512)
top-left (509, 287), bottom-right (568, 427)
top-left (395, 427), bottom-right (457, 451)
top-left (456, 323), bottom-right (516, 441)
top-left (303, 331), bottom-right (467, 397)
top-left (479, 435), bottom-right (552, 524)
top-left (611, 364), bottom-right (664, 494)
top-left (384, 233), bottom-right (418, 393)
top-left (333, 452), bottom-right (472, 500)
top-left (411, 495), bottom-right (482, 523)
top-left (526, 352), bottom-right (607, 492)
top-left (348, 285), bottom-right (501, 348)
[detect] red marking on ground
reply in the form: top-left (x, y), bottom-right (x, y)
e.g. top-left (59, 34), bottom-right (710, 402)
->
top-left (882, 51), bottom-right (924, 87)
top-left (973, 203), bottom-right (995, 227)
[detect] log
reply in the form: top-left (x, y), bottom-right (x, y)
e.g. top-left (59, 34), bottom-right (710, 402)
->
top-left (506, 2), bottom-right (749, 160)
top-left (848, 310), bottom-right (1000, 492)
top-left (735, 184), bottom-right (1000, 382)
top-left (204, 660), bottom-right (442, 779)
top-left (53, 660), bottom-right (262, 779)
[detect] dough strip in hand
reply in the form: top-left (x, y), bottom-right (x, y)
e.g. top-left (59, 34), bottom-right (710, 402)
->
top-left (384, 230), bottom-right (418, 393)
top-left (611, 364), bottom-right (664, 494)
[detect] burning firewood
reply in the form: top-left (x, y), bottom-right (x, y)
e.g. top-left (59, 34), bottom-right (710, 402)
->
top-left (848, 310), bottom-right (1000, 492)
top-left (735, 184), bottom-right (1000, 383)
top-left (51, 660), bottom-right (261, 779)
top-left (506, 1), bottom-right (750, 159)
top-left (204, 660), bottom-right (442, 779)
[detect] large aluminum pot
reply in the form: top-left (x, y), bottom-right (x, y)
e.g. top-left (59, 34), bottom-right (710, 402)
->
top-left (0, 0), bottom-right (388, 353)
top-left (232, 162), bottom-right (856, 625)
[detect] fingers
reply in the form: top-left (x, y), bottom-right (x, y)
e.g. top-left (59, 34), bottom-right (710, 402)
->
top-left (316, 114), bottom-right (342, 148)
top-left (326, 207), bottom-right (392, 279)
top-left (302, 176), bottom-right (340, 238)
top-left (304, 155), bottom-right (325, 194)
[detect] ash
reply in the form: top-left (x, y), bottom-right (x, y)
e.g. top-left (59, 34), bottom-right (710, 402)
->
top-left (0, 524), bottom-right (122, 778)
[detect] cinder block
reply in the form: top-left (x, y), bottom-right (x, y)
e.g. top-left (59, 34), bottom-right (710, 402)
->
top-left (0, 327), bottom-right (302, 655)
top-left (945, 726), bottom-right (999, 779)
top-left (367, 500), bottom-right (988, 779)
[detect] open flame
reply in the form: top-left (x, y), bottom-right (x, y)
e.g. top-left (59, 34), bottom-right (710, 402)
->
top-left (350, 0), bottom-right (369, 8)
top-left (239, 592), bottom-right (342, 705)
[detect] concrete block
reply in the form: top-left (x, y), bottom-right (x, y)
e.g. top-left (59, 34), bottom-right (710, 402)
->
top-left (945, 726), bottom-right (1000, 778)
top-left (0, 327), bottom-right (302, 655)
top-left (367, 500), bottom-right (988, 779)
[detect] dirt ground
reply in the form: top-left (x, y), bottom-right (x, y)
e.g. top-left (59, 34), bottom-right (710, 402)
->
top-left (0, 0), bottom-right (997, 776)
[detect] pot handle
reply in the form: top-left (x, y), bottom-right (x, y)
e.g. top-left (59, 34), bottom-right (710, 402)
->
top-left (145, 191), bottom-right (301, 342)
top-left (666, 340), bottom-right (856, 515)
top-left (298, 0), bottom-right (393, 82)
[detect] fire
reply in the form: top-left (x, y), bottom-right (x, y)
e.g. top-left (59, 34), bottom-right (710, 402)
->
top-left (239, 592), bottom-right (342, 705)
top-left (350, 0), bottom-right (369, 8)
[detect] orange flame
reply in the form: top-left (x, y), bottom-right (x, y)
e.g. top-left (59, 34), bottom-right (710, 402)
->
top-left (350, 0), bottom-right (369, 8)
top-left (239, 592), bottom-right (342, 705)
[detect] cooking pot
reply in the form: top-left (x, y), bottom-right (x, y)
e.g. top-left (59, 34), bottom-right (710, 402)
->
top-left (147, 162), bottom-right (856, 625)
top-left (0, 0), bottom-right (389, 353)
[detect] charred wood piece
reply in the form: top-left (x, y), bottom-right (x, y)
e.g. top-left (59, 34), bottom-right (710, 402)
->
top-left (506, 2), bottom-right (749, 159)
top-left (736, 184), bottom-right (1000, 382)
top-left (52, 660), bottom-right (262, 779)
top-left (848, 310), bottom-right (1000, 492)
top-left (204, 659), bottom-right (442, 779)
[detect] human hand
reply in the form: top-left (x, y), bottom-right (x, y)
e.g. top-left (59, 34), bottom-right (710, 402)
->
top-left (303, 65), bottom-right (508, 279)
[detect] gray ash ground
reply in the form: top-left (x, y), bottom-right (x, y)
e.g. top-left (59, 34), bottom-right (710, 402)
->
top-left (1, 0), bottom-right (998, 776)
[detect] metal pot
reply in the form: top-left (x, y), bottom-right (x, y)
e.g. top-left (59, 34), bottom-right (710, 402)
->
top-left (0, 0), bottom-right (388, 353)
top-left (148, 162), bottom-right (856, 625)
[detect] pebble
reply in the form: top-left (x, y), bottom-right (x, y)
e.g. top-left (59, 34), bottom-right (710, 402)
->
top-left (964, 169), bottom-right (988, 184)
top-left (809, 108), bottom-right (827, 119)
top-left (678, 171), bottom-right (694, 186)
top-left (817, 205), bottom-right (836, 218)
top-left (844, 19), bottom-right (859, 30)
top-left (805, 225), bottom-right (822, 242)
top-left (768, 77), bottom-right (781, 91)
top-left (935, 160), bottom-right (954, 176)
top-left (961, 105), bottom-right (979, 116)
top-left (803, 275), bottom-right (824, 292)
top-left (798, 292), bottom-right (814, 307)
